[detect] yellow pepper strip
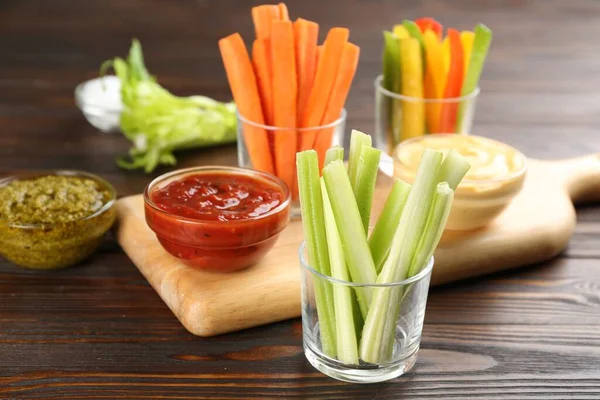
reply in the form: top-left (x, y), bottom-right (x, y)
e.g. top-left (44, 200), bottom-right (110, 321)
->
top-left (393, 24), bottom-right (410, 39)
top-left (442, 35), bottom-right (451, 76)
top-left (393, 25), bottom-right (411, 97)
top-left (423, 30), bottom-right (444, 133)
top-left (460, 31), bottom-right (475, 80)
top-left (399, 37), bottom-right (425, 139)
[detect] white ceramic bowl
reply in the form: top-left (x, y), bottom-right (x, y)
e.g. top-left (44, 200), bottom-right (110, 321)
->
top-left (74, 75), bottom-right (123, 133)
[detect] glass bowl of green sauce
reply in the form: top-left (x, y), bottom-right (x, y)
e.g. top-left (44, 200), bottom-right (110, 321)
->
top-left (0, 171), bottom-right (116, 270)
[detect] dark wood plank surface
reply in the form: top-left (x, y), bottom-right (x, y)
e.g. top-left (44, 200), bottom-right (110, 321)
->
top-left (1, 0), bottom-right (600, 398)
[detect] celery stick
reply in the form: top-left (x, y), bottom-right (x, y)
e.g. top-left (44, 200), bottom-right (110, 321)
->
top-left (404, 152), bottom-right (469, 293)
top-left (368, 179), bottom-right (411, 272)
top-left (321, 178), bottom-right (359, 364)
top-left (409, 182), bottom-right (454, 277)
top-left (378, 183), bottom-right (455, 359)
top-left (367, 151), bottom-right (470, 363)
top-left (297, 151), bottom-right (333, 276)
top-left (438, 149), bottom-right (471, 190)
top-left (359, 149), bottom-right (442, 363)
top-left (296, 150), bottom-right (337, 358)
top-left (383, 31), bottom-right (401, 93)
top-left (461, 24), bottom-right (492, 97)
top-left (380, 149), bottom-right (443, 283)
top-left (347, 130), bottom-right (372, 190)
top-left (456, 24), bottom-right (492, 130)
top-left (382, 32), bottom-right (403, 150)
top-left (324, 146), bottom-right (344, 166)
top-left (350, 288), bottom-right (365, 341)
top-left (353, 146), bottom-right (382, 232)
top-left (326, 148), bottom-right (365, 333)
top-left (322, 160), bottom-right (378, 318)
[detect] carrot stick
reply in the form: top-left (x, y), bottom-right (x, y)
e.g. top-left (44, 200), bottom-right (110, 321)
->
top-left (250, 5), bottom-right (280, 168)
top-left (252, 39), bottom-right (276, 169)
top-left (314, 42), bottom-right (360, 168)
top-left (270, 20), bottom-right (297, 192)
top-left (252, 39), bottom-right (274, 126)
top-left (294, 18), bottom-right (319, 125)
top-left (219, 33), bottom-right (274, 174)
top-left (251, 5), bottom-right (279, 39)
top-left (438, 28), bottom-right (464, 133)
top-left (299, 28), bottom-right (349, 151)
top-left (309, 44), bottom-right (325, 152)
top-left (415, 17), bottom-right (443, 39)
top-left (316, 45), bottom-right (324, 71)
top-left (278, 3), bottom-right (289, 20)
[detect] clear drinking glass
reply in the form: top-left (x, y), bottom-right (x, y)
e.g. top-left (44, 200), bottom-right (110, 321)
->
top-left (299, 242), bottom-right (434, 383)
top-left (237, 111), bottom-right (346, 217)
top-left (374, 75), bottom-right (479, 174)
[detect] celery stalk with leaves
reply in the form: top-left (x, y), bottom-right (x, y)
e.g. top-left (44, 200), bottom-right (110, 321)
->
top-left (100, 39), bottom-right (237, 172)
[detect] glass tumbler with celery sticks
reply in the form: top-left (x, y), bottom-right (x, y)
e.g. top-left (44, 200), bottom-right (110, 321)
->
top-left (219, 3), bottom-right (359, 215)
top-left (297, 130), bottom-right (471, 383)
top-left (375, 19), bottom-right (492, 161)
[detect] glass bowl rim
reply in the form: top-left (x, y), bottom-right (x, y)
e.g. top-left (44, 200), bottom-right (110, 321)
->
top-left (0, 170), bottom-right (117, 229)
top-left (237, 108), bottom-right (347, 131)
top-left (299, 241), bottom-right (434, 288)
top-left (144, 165), bottom-right (291, 227)
top-left (375, 74), bottom-right (480, 103)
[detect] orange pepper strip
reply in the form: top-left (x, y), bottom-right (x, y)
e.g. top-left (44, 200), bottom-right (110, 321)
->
top-left (415, 17), bottom-right (443, 39)
top-left (438, 28), bottom-right (464, 133)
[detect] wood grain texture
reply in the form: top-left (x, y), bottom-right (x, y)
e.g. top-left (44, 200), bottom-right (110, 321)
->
top-left (115, 155), bottom-right (600, 337)
top-left (433, 155), bottom-right (600, 283)
top-left (1, 0), bottom-right (600, 398)
top-left (116, 195), bottom-right (304, 337)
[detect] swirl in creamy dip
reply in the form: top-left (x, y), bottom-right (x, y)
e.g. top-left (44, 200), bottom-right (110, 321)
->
top-left (395, 135), bottom-right (526, 186)
top-left (394, 135), bottom-right (527, 230)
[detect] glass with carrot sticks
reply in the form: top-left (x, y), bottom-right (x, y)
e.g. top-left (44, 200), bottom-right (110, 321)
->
top-left (236, 110), bottom-right (346, 216)
top-left (374, 20), bottom-right (492, 170)
top-left (219, 3), bottom-right (360, 216)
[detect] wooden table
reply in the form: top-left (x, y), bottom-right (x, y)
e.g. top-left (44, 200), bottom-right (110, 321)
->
top-left (2, 0), bottom-right (600, 398)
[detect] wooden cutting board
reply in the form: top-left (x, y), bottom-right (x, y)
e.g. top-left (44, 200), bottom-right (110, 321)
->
top-left (116, 154), bottom-right (600, 337)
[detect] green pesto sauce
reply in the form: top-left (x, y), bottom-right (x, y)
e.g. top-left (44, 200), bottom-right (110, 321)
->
top-left (0, 175), bottom-right (111, 225)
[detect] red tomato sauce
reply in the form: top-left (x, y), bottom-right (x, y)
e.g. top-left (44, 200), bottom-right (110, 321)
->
top-left (144, 170), bottom-right (290, 272)
top-left (150, 173), bottom-right (285, 222)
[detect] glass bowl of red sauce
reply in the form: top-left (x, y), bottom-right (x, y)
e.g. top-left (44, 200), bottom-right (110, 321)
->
top-left (144, 166), bottom-right (291, 272)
